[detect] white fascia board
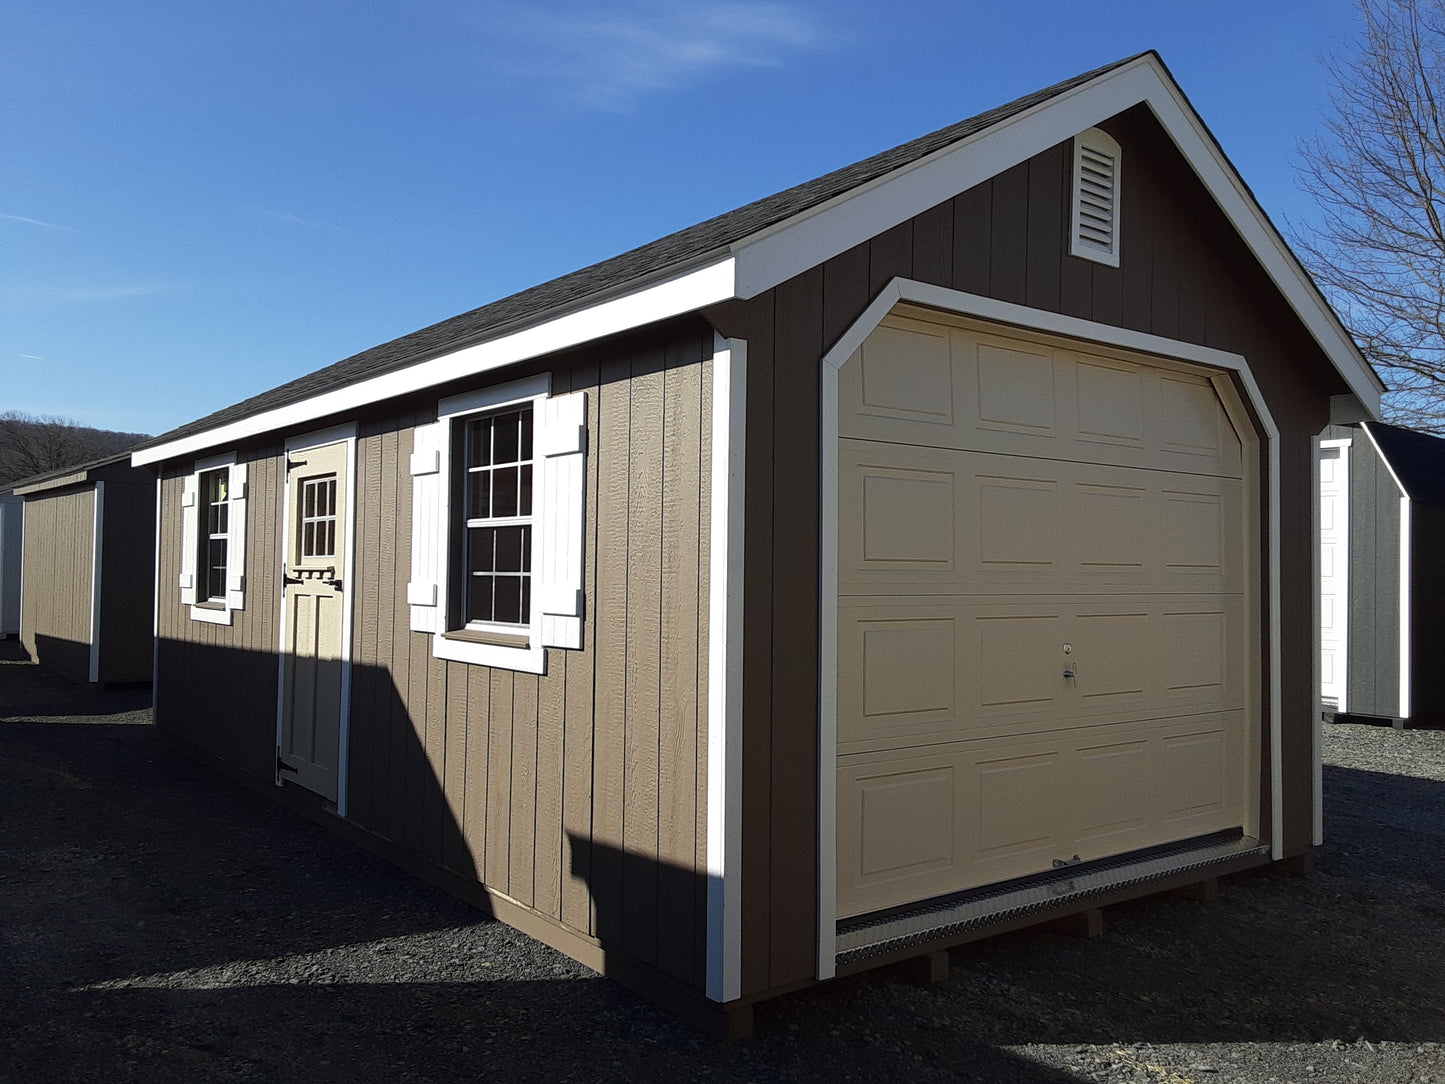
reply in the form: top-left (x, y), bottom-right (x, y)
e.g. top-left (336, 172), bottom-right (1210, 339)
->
top-left (731, 54), bottom-right (1382, 418)
top-left (132, 257), bottom-right (736, 467)
top-left (1359, 422), bottom-right (1411, 499)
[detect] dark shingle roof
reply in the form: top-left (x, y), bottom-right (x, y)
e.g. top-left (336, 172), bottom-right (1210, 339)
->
top-left (1365, 421), bottom-right (1445, 506)
top-left (139, 52), bottom-right (1149, 453)
top-left (8, 450), bottom-right (140, 496)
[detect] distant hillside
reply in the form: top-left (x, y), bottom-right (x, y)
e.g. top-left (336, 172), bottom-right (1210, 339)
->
top-left (0, 411), bottom-right (150, 489)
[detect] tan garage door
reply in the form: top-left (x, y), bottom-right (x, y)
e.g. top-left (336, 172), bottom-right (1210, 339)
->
top-left (835, 310), bottom-right (1259, 920)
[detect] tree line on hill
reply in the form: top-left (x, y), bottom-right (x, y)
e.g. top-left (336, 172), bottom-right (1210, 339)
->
top-left (0, 411), bottom-right (150, 489)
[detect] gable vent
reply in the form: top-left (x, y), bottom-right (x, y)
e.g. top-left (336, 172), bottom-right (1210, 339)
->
top-left (1070, 128), bottom-right (1121, 266)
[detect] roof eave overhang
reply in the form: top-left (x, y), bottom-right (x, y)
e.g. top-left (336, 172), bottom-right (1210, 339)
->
top-left (136, 53), bottom-right (1381, 469)
top-left (13, 469), bottom-right (94, 496)
top-left (132, 255), bottom-right (738, 466)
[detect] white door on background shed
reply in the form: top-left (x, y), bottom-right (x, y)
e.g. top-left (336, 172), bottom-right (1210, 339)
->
top-left (834, 312), bottom-right (1260, 920)
top-left (278, 439), bottom-right (351, 802)
top-left (1318, 440), bottom-right (1350, 712)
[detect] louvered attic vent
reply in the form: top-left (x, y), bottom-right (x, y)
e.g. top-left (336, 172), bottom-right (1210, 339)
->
top-left (1070, 127), bottom-right (1121, 266)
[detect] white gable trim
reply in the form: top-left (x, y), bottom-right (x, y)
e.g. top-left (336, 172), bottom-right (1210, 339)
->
top-left (731, 55), bottom-right (1380, 416)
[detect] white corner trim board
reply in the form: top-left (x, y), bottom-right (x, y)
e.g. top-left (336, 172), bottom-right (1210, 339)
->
top-left (706, 335), bottom-right (747, 1004)
top-left (815, 279), bottom-right (1286, 975)
top-left (89, 482), bottom-right (104, 684)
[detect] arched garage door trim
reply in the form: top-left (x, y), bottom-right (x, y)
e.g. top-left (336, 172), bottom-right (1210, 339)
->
top-left (816, 277), bottom-right (1283, 979)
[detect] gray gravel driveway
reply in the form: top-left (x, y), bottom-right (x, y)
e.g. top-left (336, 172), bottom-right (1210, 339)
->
top-left (2, 640), bottom-right (1442, 1083)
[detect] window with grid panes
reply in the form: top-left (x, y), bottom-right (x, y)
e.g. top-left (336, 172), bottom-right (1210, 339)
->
top-left (462, 406), bottom-right (533, 627)
top-left (299, 475), bottom-right (338, 557)
top-left (200, 467), bottom-right (229, 602)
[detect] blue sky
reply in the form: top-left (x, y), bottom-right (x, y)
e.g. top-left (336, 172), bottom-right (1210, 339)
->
top-left (4, 0), bottom-right (1361, 437)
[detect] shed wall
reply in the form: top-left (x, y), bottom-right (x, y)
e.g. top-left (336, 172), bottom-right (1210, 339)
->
top-left (708, 104), bottom-right (1341, 998)
top-left (156, 448), bottom-right (286, 780)
top-left (20, 486), bottom-right (96, 682)
top-left (0, 495), bottom-right (21, 637)
top-left (97, 480), bottom-right (158, 683)
top-left (1323, 424), bottom-right (1403, 719)
top-left (1407, 503), bottom-right (1445, 728)
top-left (155, 321), bottom-right (714, 996)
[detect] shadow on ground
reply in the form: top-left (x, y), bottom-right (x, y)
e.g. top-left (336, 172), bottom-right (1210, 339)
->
top-left (2, 653), bottom-right (1443, 1083)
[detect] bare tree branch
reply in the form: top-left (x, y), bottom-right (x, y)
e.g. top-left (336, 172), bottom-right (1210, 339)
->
top-left (0, 411), bottom-right (150, 488)
top-left (1294, 0), bottom-right (1445, 430)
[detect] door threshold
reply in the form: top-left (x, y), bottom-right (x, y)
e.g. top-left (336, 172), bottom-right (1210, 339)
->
top-left (836, 829), bottom-right (1267, 966)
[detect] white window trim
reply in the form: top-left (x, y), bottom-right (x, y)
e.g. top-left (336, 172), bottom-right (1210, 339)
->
top-left (182, 451), bottom-right (246, 626)
top-left (434, 374), bottom-right (551, 673)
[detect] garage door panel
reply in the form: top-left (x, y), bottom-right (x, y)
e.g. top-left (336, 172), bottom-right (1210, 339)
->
top-left (854, 318), bottom-right (957, 427)
top-left (838, 596), bottom-right (1245, 753)
top-left (973, 340), bottom-right (1061, 438)
top-left (839, 440), bottom-right (1244, 596)
top-left (836, 712), bottom-right (1247, 918)
top-left (840, 318), bottom-right (1243, 480)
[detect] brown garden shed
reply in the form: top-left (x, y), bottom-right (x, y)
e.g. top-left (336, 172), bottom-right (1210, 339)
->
top-left (15, 453), bottom-right (156, 684)
top-left (131, 53), bottom-right (1382, 1035)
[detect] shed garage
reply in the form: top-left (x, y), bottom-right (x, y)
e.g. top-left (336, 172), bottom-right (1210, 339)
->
top-left (15, 454), bottom-right (156, 684)
top-left (132, 52), bottom-right (1381, 1035)
top-left (1319, 421), bottom-right (1445, 729)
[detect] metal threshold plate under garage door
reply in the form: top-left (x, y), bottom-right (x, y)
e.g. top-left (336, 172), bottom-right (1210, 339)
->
top-left (833, 309), bottom-right (1263, 929)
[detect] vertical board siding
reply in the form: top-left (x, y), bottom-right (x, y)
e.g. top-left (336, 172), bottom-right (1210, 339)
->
top-left (154, 446), bottom-right (283, 781)
top-left (334, 326), bottom-right (713, 993)
top-left (19, 487), bottom-right (96, 682)
top-left (97, 480), bottom-right (157, 684)
top-left (710, 107), bottom-right (1340, 997)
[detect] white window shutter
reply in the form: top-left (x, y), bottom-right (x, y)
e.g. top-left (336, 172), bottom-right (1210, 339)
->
top-left (408, 422), bottom-right (444, 633)
top-left (179, 474), bottom-right (198, 605)
top-left (538, 391), bottom-right (587, 649)
top-left (225, 462), bottom-right (248, 609)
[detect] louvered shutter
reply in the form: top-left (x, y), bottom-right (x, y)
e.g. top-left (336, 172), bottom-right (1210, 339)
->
top-left (178, 474), bottom-right (198, 605)
top-left (225, 463), bottom-right (248, 609)
top-left (408, 422), bottom-right (444, 632)
top-left (537, 391), bottom-right (587, 649)
top-left (1070, 128), bottom-right (1121, 266)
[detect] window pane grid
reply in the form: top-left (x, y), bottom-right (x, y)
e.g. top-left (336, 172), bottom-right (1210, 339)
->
top-left (299, 476), bottom-right (337, 558)
top-left (199, 467), bottom-right (230, 602)
top-left (462, 406), bottom-right (534, 628)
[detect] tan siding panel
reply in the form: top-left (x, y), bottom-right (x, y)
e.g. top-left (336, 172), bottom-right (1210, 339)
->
top-left (658, 336), bottom-right (704, 984)
top-left (591, 351), bottom-right (632, 947)
top-left (443, 661), bottom-right (472, 876)
top-left (561, 350), bottom-right (601, 935)
top-left (623, 342), bottom-right (665, 965)
top-left (485, 669), bottom-right (514, 894)
top-left (21, 487), bottom-right (95, 681)
top-left (510, 673), bottom-right (539, 908)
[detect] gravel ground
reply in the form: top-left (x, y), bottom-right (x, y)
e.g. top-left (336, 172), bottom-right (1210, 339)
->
top-left (2, 639), bottom-right (1443, 1084)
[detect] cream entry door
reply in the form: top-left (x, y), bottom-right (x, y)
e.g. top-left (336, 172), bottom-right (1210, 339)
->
top-left (278, 439), bottom-right (350, 801)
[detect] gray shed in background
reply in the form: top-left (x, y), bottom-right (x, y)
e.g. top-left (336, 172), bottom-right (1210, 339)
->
top-left (0, 490), bottom-right (21, 637)
top-left (14, 454), bottom-right (155, 684)
top-left (1320, 421), bottom-right (1445, 728)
